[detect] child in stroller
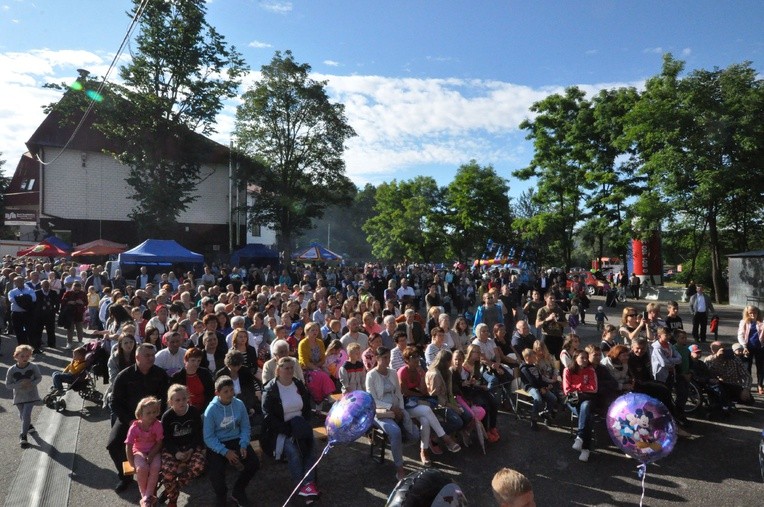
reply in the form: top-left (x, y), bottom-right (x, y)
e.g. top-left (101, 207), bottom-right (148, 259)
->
top-left (44, 345), bottom-right (104, 411)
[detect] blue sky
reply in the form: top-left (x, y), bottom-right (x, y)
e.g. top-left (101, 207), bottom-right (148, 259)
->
top-left (1, 0), bottom-right (762, 195)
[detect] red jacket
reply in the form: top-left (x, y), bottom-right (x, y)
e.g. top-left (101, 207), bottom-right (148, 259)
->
top-left (563, 366), bottom-right (598, 395)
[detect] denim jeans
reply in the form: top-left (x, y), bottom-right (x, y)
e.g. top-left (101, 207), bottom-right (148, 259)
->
top-left (282, 436), bottom-right (316, 485)
top-left (52, 371), bottom-right (77, 390)
top-left (568, 399), bottom-right (593, 450)
top-left (529, 387), bottom-right (556, 419)
top-left (374, 417), bottom-right (403, 467)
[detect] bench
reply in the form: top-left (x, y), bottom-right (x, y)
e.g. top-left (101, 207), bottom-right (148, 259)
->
top-left (746, 295), bottom-right (764, 307)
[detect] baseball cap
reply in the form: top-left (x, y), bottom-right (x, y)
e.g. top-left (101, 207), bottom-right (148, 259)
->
top-left (689, 344), bottom-right (701, 354)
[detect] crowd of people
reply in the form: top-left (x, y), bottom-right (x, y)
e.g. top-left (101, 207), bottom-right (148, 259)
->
top-left (2, 258), bottom-right (761, 506)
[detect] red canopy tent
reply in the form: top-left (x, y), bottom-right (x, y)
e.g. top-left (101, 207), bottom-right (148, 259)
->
top-left (72, 239), bottom-right (128, 257)
top-left (16, 241), bottom-right (69, 257)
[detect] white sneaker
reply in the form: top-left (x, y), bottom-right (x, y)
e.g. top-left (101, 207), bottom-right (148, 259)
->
top-left (579, 449), bottom-right (590, 462)
top-left (64, 343), bottom-right (72, 350)
top-left (572, 437), bottom-right (583, 451)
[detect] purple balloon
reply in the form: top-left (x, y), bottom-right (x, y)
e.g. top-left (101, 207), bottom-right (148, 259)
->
top-left (606, 393), bottom-right (677, 464)
top-left (325, 390), bottom-right (376, 444)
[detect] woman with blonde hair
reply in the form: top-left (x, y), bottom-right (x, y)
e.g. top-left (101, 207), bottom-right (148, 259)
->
top-left (297, 322), bottom-right (337, 403)
top-left (619, 306), bottom-right (646, 344)
top-left (737, 305), bottom-right (764, 394)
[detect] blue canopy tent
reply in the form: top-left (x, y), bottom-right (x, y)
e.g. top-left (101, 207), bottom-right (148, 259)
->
top-left (118, 239), bottom-right (204, 266)
top-left (230, 243), bottom-right (279, 268)
top-left (43, 235), bottom-right (72, 253)
top-left (293, 242), bottom-right (343, 262)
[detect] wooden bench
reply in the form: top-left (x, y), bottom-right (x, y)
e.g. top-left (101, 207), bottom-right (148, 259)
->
top-left (746, 295), bottom-right (764, 307)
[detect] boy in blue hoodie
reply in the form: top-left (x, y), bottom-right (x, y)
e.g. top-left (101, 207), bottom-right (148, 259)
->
top-left (204, 376), bottom-right (259, 507)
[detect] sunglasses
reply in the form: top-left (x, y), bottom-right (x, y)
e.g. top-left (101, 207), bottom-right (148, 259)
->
top-left (627, 314), bottom-right (637, 317)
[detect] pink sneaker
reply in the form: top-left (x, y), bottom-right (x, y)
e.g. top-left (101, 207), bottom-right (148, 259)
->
top-left (298, 482), bottom-right (320, 497)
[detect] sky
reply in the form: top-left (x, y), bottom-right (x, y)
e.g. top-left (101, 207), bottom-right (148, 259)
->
top-left (0, 0), bottom-right (762, 197)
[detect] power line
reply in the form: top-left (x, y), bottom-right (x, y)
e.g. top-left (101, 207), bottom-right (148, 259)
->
top-left (36, 0), bottom-right (151, 166)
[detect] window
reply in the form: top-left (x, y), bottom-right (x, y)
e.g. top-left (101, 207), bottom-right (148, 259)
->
top-left (250, 222), bottom-right (261, 237)
top-left (26, 179), bottom-right (35, 190)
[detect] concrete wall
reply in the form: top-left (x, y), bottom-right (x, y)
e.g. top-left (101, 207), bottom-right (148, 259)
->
top-left (728, 256), bottom-right (764, 308)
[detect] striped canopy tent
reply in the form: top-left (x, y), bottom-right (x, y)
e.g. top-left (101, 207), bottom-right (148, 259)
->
top-left (293, 242), bottom-right (343, 262)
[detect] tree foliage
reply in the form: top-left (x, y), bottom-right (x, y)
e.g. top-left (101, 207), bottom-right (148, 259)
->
top-left (514, 87), bottom-right (592, 269)
top-left (105, 0), bottom-right (247, 237)
top-left (444, 160), bottom-right (513, 261)
top-left (625, 54), bottom-right (764, 300)
top-left (363, 177), bottom-right (446, 262)
top-left (234, 50), bottom-right (356, 258)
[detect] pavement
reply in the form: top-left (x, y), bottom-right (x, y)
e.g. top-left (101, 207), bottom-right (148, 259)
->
top-left (1, 296), bottom-right (764, 506)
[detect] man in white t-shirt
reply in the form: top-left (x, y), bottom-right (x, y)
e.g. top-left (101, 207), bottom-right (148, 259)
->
top-left (340, 317), bottom-right (369, 351)
top-left (154, 331), bottom-right (187, 377)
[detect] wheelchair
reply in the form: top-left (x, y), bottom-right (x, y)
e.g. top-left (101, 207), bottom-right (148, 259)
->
top-left (43, 369), bottom-right (103, 412)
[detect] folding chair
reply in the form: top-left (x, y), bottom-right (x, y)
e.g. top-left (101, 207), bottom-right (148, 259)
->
top-left (511, 372), bottom-right (535, 420)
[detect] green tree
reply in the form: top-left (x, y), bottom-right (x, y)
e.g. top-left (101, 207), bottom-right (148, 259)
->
top-left (234, 50), bottom-right (356, 259)
top-left (444, 160), bottom-right (513, 261)
top-left (581, 87), bottom-right (643, 273)
top-left (511, 189), bottom-right (550, 268)
top-left (107, 0), bottom-right (247, 237)
top-left (626, 55), bottom-right (764, 301)
top-left (514, 87), bottom-right (592, 269)
top-left (363, 177), bottom-right (446, 262)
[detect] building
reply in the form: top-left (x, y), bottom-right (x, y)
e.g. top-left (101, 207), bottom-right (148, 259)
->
top-left (3, 101), bottom-right (275, 258)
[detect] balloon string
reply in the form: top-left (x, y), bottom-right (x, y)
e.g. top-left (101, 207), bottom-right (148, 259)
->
top-left (637, 464), bottom-right (647, 507)
top-left (281, 442), bottom-right (333, 507)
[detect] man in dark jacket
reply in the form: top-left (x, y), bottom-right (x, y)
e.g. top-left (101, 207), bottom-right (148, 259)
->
top-left (34, 279), bottom-right (60, 349)
top-left (107, 343), bottom-right (168, 492)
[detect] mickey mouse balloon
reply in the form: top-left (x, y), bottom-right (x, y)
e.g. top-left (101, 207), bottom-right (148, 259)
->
top-left (606, 393), bottom-right (677, 464)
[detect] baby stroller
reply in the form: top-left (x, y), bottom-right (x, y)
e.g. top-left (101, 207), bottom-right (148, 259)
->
top-left (43, 353), bottom-right (104, 412)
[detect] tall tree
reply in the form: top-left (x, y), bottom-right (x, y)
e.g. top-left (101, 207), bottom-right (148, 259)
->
top-left (106, 0), bottom-right (247, 237)
top-left (514, 87), bottom-right (592, 270)
top-left (444, 160), bottom-right (513, 261)
top-left (234, 50), bottom-right (356, 259)
top-left (582, 87), bottom-right (643, 274)
top-left (363, 177), bottom-right (447, 262)
top-left (626, 55), bottom-right (764, 301)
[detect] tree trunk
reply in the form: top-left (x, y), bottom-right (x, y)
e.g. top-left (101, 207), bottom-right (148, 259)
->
top-left (707, 209), bottom-right (725, 303)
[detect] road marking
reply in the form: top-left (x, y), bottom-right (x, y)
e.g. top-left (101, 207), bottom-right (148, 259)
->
top-left (4, 392), bottom-right (83, 507)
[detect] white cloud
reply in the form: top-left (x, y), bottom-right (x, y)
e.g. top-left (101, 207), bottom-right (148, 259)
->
top-left (426, 56), bottom-right (454, 63)
top-left (0, 48), bottom-right (643, 186)
top-left (323, 60), bottom-right (339, 67)
top-left (682, 47), bottom-right (692, 56)
top-left (248, 40), bottom-right (272, 49)
top-left (259, 1), bottom-right (292, 14)
top-left (585, 49), bottom-right (598, 55)
top-left (643, 47), bottom-right (664, 54)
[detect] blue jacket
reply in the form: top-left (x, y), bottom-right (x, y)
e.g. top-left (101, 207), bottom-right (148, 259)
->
top-left (203, 395), bottom-right (250, 455)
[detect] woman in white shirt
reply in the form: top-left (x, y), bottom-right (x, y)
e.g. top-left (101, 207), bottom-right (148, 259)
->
top-left (261, 357), bottom-right (320, 498)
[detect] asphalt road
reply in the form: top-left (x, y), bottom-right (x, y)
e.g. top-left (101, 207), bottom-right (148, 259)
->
top-left (2, 296), bottom-right (764, 506)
